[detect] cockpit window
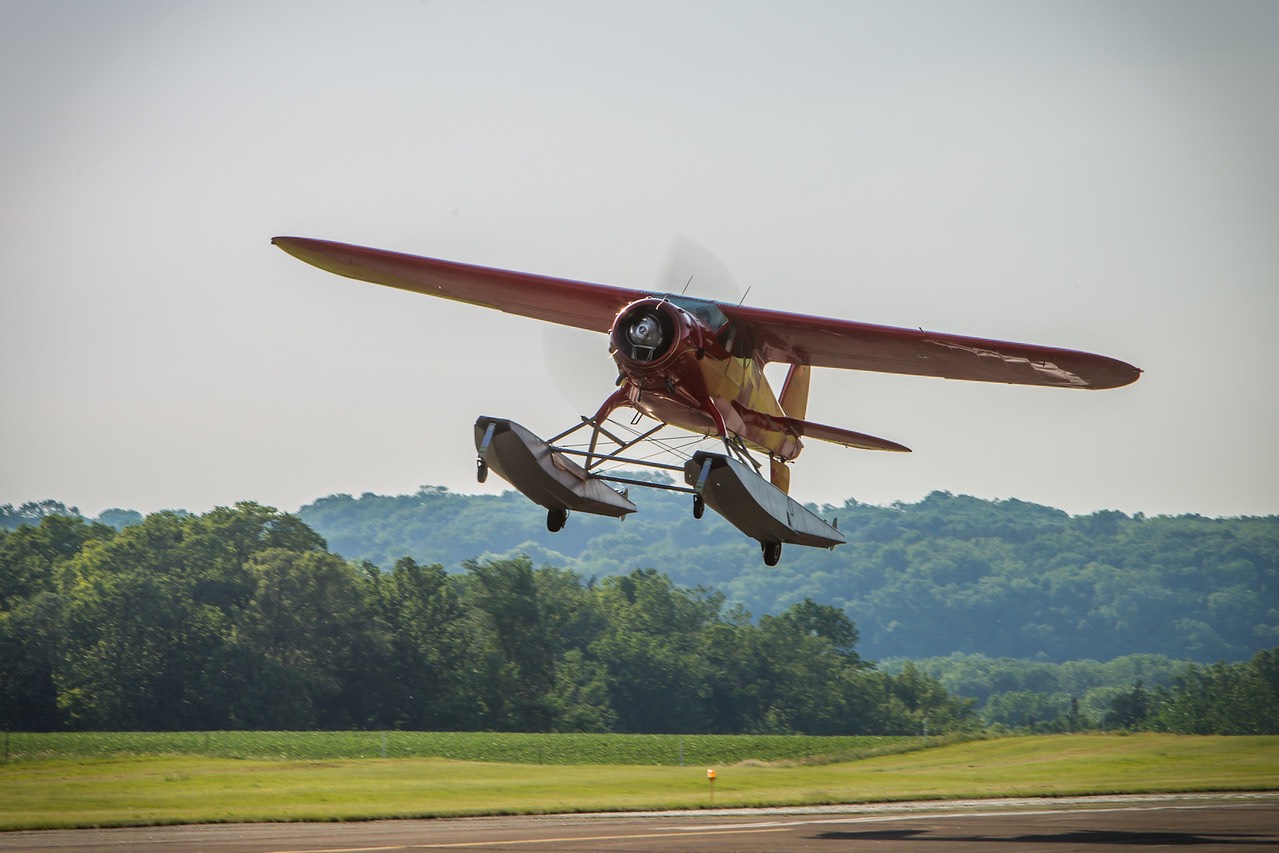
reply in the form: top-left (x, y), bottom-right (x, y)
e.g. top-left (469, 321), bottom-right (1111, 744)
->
top-left (666, 295), bottom-right (728, 331)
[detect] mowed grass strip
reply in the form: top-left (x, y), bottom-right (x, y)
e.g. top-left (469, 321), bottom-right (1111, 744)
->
top-left (1, 731), bottom-right (908, 765)
top-left (0, 733), bottom-right (1275, 830)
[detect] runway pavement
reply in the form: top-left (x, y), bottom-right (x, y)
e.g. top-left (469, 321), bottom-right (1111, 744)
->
top-left (0, 793), bottom-right (1275, 852)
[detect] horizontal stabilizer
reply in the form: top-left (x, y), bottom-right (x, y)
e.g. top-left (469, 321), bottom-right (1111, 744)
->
top-left (782, 417), bottom-right (911, 453)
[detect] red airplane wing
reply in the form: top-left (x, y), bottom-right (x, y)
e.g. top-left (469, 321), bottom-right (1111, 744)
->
top-left (275, 237), bottom-right (1140, 390)
top-left (272, 237), bottom-right (641, 333)
top-left (719, 303), bottom-right (1141, 390)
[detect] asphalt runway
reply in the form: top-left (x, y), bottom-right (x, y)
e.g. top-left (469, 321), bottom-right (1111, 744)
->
top-left (1, 794), bottom-right (1275, 852)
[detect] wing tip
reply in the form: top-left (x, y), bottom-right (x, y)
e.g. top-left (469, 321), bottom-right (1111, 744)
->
top-left (270, 235), bottom-right (305, 256)
top-left (271, 235), bottom-right (311, 252)
top-left (1093, 361), bottom-right (1143, 390)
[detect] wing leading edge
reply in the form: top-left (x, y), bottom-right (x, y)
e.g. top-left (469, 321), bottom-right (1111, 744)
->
top-left (272, 236), bottom-right (642, 333)
top-left (720, 303), bottom-right (1141, 390)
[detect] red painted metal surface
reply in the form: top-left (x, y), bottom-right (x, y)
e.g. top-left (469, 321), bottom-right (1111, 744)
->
top-left (272, 237), bottom-right (639, 333)
top-left (720, 302), bottom-right (1142, 389)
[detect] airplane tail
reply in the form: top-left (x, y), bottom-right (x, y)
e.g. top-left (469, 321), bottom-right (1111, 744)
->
top-left (770, 364), bottom-right (810, 493)
top-left (769, 363), bottom-right (909, 491)
top-left (778, 364), bottom-right (811, 420)
top-left (776, 362), bottom-right (910, 452)
top-left (770, 458), bottom-right (791, 494)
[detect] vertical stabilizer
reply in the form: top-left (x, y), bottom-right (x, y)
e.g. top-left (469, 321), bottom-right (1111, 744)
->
top-left (779, 364), bottom-right (811, 420)
top-left (770, 458), bottom-right (791, 494)
top-left (774, 364), bottom-right (810, 495)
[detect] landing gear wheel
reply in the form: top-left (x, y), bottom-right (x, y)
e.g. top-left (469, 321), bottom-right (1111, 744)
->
top-left (692, 495), bottom-right (705, 519)
top-left (547, 508), bottom-right (569, 533)
top-left (476, 458), bottom-right (488, 484)
top-left (762, 541), bottom-right (782, 566)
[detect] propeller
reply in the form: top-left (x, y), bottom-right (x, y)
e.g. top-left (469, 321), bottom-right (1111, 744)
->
top-left (655, 235), bottom-right (740, 303)
top-left (541, 237), bottom-right (741, 412)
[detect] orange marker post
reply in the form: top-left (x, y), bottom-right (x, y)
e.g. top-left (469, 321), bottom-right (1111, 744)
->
top-left (707, 767), bottom-right (717, 803)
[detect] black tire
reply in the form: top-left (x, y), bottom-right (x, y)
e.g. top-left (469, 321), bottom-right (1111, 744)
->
top-left (476, 459), bottom-right (488, 484)
top-left (547, 508), bottom-right (568, 533)
top-left (762, 541), bottom-right (782, 566)
top-left (693, 495), bottom-right (705, 519)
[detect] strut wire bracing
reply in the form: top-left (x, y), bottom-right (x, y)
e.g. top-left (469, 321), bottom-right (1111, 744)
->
top-left (555, 415), bottom-right (719, 476)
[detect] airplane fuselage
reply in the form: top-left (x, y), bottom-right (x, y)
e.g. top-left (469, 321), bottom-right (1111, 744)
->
top-left (603, 296), bottom-right (803, 462)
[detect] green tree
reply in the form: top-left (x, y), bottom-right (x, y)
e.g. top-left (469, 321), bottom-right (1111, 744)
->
top-left (749, 609), bottom-right (859, 733)
top-left (1150, 650), bottom-right (1279, 734)
top-left (375, 557), bottom-right (476, 729)
top-left (461, 557), bottom-right (564, 730)
top-left (1105, 681), bottom-right (1152, 730)
top-left (589, 569), bottom-right (721, 733)
top-left (0, 591), bottom-right (67, 729)
top-left (96, 508), bottom-right (143, 530)
top-left (0, 500), bottom-right (82, 531)
top-left (0, 514), bottom-right (113, 608)
top-left (46, 504), bottom-right (354, 730)
top-left (54, 513), bottom-right (228, 728)
top-left (231, 548), bottom-right (383, 728)
top-left (887, 662), bottom-right (974, 734)
top-left (775, 597), bottom-right (860, 658)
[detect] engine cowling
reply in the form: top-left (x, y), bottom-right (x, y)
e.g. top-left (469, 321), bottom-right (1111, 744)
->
top-left (610, 299), bottom-right (689, 370)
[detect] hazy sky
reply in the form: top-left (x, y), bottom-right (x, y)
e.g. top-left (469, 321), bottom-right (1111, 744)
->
top-left (3, 0), bottom-right (1276, 520)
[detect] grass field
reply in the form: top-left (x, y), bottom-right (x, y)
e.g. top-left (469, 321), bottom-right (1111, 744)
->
top-left (1, 733), bottom-right (1275, 830)
top-left (0, 730), bottom-right (913, 766)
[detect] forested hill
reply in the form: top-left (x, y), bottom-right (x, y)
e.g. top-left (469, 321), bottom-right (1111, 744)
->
top-left (292, 488), bottom-right (1278, 665)
top-left (6, 492), bottom-right (1277, 665)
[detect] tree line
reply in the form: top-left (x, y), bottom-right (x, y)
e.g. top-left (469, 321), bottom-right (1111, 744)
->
top-left (1100, 650), bottom-right (1279, 735)
top-left (9, 491), bottom-right (1277, 666)
top-left (293, 488), bottom-right (1279, 664)
top-left (4, 500), bottom-right (1274, 736)
top-left (0, 504), bottom-right (971, 733)
top-left (896, 651), bottom-right (1279, 734)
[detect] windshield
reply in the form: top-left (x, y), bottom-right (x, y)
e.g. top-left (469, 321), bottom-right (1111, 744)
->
top-left (666, 295), bottom-right (728, 331)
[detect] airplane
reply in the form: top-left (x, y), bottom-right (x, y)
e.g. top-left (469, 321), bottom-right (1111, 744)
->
top-left (272, 236), bottom-right (1141, 564)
